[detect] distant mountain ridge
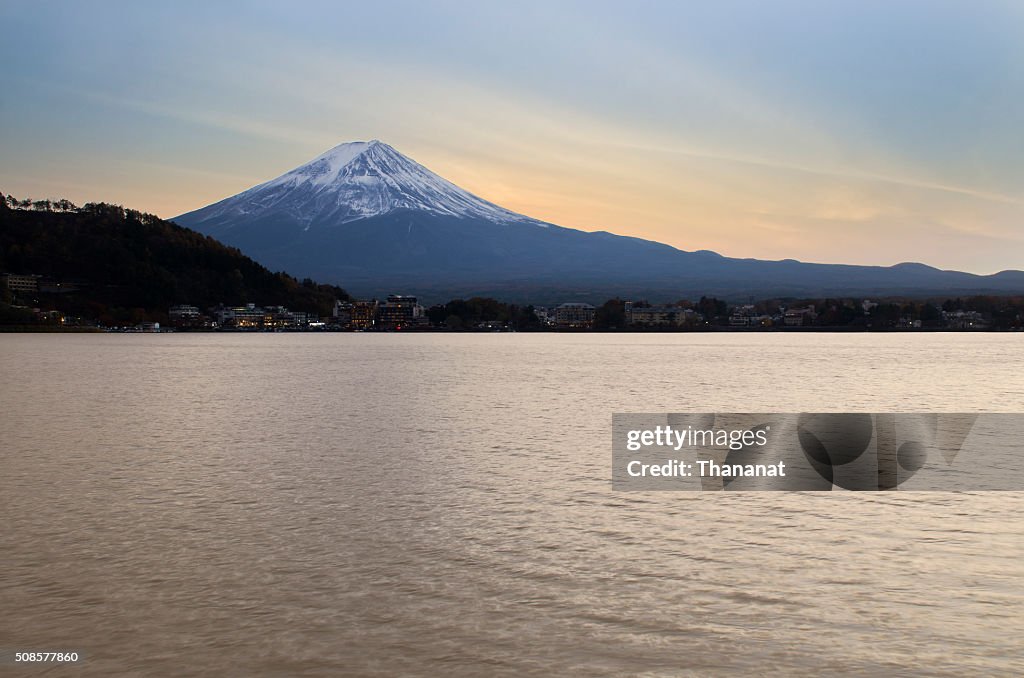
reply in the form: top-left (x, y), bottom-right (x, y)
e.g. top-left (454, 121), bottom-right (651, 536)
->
top-left (175, 141), bottom-right (1024, 304)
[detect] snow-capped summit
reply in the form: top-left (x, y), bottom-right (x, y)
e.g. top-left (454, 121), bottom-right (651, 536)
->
top-left (190, 140), bottom-right (541, 228)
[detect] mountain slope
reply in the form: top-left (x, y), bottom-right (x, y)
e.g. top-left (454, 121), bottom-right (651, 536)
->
top-left (0, 199), bottom-right (349, 323)
top-left (175, 141), bottom-right (1024, 303)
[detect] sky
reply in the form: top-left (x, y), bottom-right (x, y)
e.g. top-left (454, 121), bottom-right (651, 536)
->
top-left (1, 0), bottom-right (1022, 273)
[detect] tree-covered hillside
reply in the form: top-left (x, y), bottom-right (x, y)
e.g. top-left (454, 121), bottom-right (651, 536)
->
top-left (0, 193), bottom-right (350, 325)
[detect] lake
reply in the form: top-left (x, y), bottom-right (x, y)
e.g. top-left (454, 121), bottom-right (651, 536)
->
top-left (1, 333), bottom-right (1021, 676)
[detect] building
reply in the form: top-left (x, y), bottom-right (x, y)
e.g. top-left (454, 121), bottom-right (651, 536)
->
top-left (261, 306), bottom-right (291, 328)
top-left (625, 301), bottom-right (700, 327)
top-left (3, 273), bottom-right (41, 294)
top-left (168, 304), bottom-right (203, 328)
top-left (377, 295), bottom-right (425, 329)
top-left (333, 300), bottom-right (353, 327)
top-left (169, 305), bottom-right (200, 321)
top-left (555, 302), bottom-right (595, 328)
top-left (350, 300), bottom-right (378, 330)
top-left (943, 310), bottom-right (989, 329)
top-left (288, 310), bottom-right (316, 326)
top-left (626, 302), bottom-right (678, 326)
top-left (233, 305), bottom-right (265, 328)
top-left (784, 306), bottom-right (816, 327)
top-left (729, 305), bottom-right (770, 327)
top-left (533, 307), bottom-right (554, 325)
top-left (214, 303), bottom-right (265, 328)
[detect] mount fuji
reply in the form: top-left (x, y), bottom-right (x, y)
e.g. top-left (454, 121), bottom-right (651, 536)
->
top-left (175, 140), bottom-right (1024, 303)
top-left (188, 140), bottom-right (543, 228)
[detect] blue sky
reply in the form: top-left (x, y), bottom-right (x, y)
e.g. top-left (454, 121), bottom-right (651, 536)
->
top-left (1, 0), bottom-right (1021, 272)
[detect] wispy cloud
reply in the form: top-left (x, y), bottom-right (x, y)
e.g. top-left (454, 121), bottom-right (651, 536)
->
top-left (80, 89), bottom-right (329, 148)
top-left (611, 140), bottom-right (1023, 207)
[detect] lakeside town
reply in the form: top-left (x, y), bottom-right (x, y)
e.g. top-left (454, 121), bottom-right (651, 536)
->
top-left (3, 272), bottom-right (1020, 332)
top-left (159, 296), bottom-right (1017, 331)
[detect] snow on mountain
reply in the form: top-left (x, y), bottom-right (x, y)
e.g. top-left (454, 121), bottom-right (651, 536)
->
top-left (195, 140), bottom-right (544, 228)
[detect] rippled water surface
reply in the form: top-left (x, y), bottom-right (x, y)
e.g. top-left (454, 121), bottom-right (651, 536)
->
top-left (2, 333), bottom-right (1022, 676)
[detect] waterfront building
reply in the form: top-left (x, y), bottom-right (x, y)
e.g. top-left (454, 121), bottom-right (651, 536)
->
top-left (169, 305), bottom-right (200, 320)
top-left (2, 273), bottom-right (41, 294)
top-left (350, 300), bottom-right (378, 330)
top-left (784, 306), bottom-right (817, 327)
top-left (533, 307), bottom-right (554, 325)
top-left (555, 302), bottom-right (596, 328)
top-left (333, 300), bottom-right (353, 327)
top-left (728, 305), bottom-right (771, 327)
top-left (214, 303), bottom-right (264, 328)
top-left (377, 295), bottom-right (425, 329)
top-left (943, 310), bottom-right (989, 329)
top-left (625, 301), bottom-right (694, 327)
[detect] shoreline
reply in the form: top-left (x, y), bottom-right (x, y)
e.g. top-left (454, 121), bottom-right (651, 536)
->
top-left (1, 326), bottom-right (1019, 334)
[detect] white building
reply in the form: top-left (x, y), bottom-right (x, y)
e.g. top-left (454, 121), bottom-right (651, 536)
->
top-left (168, 304), bottom-right (200, 320)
